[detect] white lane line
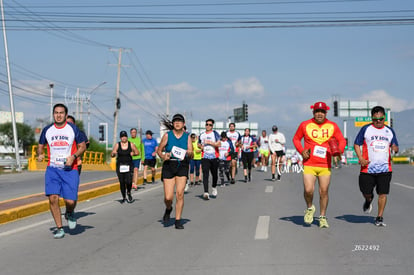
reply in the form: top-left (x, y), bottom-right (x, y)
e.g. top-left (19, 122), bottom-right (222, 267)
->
top-left (255, 216), bottom-right (270, 240)
top-left (265, 186), bottom-right (274, 193)
top-left (0, 185), bottom-right (163, 238)
top-left (393, 182), bottom-right (414, 190)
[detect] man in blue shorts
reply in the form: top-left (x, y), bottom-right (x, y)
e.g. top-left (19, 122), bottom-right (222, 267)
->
top-left (38, 103), bottom-right (87, 238)
top-left (143, 130), bottom-right (158, 184)
top-left (128, 128), bottom-right (143, 188)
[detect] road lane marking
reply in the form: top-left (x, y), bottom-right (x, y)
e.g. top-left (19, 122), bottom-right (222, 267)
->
top-left (255, 215), bottom-right (270, 240)
top-left (265, 186), bottom-right (274, 193)
top-left (393, 182), bottom-right (414, 190)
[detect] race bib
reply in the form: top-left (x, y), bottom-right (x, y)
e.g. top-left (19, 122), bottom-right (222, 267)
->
top-left (372, 141), bottom-right (388, 152)
top-left (171, 146), bottom-right (187, 160)
top-left (119, 165), bottom-right (130, 173)
top-left (313, 145), bottom-right (327, 158)
top-left (54, 153), bottom-right (67, 166)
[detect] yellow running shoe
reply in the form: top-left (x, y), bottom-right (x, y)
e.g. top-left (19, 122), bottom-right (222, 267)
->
top-left (304, 205), bottom-right (316, 225)
top-left (319, 216), bottom-right (329, 228)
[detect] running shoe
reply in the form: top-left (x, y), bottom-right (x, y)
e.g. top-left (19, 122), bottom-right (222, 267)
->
top-left (264, 166), bottom-right (267, 172)
top-left (132, 184), bottom-right (138, 190)
top-left (244, 176), bottom-right (248, 183)
top-left (363, 194), bottom-right (374, 214)
top-left (304, 205), bottom-right (316, 225)
top-left (212, 187), bottom-right (218, 197)
top-left (175, 220), bottom-right (184, 229)
top-left (184, 183), bottom-right (189, 192)
top-left (65, 212), bottom-right (77, 230)
top-left (152, 179), bottom-right (155, 184)
top-left (120, 198), bottom-right (126, 204)
top-left (203, 192), bottom-right (210, 200)
top-left (54, 227), bottom-right (65, 239)
top-left (127, 193), bottom-right (133, 203)
top-left (163, 207), bottom-right (173, 223)
top-left (375, 216), bottom-right (386, 227)
top-left (230, 179), bottom-right (235, 184)
top-left (319, 216), bottom-right (329, 228)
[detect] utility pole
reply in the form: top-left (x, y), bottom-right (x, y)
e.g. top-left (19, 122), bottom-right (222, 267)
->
top-left (110, 48), bottom-right (129, 148)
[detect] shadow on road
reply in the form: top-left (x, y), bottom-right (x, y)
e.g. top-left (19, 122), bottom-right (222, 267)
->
top-left (279, 215), bottom-right (317, 227)
top-left (335, 214), bottom-right (375, 224)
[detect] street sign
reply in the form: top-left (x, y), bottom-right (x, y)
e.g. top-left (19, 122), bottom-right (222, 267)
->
top-left (354, 114), bottom-right (388, 127)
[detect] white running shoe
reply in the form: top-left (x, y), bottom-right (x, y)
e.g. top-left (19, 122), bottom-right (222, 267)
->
top-left (264, 166), bottom-right (267, 172)
top-left (203, 192), bottom-right (210, 200)
top-left (184, 183), bottom-right (189, 192)
top-left (212, 187), bottom-right (218, 197)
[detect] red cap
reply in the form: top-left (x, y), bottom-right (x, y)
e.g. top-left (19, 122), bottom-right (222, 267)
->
top-left (311, 101), bottom-right (330, 111)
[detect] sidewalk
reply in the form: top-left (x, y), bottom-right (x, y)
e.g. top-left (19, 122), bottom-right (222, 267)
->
top-left (0, 169), bottom-right (161, 225)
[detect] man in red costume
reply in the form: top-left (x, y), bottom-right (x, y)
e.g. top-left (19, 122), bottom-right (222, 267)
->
top-left (293, 101), bottom-right (346, 228)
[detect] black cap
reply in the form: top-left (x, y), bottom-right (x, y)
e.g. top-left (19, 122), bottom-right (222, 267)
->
top-left (272, 125), bottom-right (278, 131)
top-left (145, 130), bottom-right (153, 135)
top-left (120, 130), bottom-right (128, 137)
top-left (172, 113), bottom-right (185, 122)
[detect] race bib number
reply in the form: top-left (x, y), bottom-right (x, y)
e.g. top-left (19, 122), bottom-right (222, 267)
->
top-left (313, 145), bottom-right (327, 158)
top-left (54, 153), bottom-right (67, 166)
top-left (119, 165), bottom-right (130, 173)
top-left (372, 141), bottom-right (388, 152)
top-left (171, 146), bottom-right (187, 160)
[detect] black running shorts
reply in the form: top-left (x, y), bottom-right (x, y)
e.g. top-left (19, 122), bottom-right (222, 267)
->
top-left (359, 172), bottom-right (392, 195)
top-left (161, 159), bottom-right (189, 180)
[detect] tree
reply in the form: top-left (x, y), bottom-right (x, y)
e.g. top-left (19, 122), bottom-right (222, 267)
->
top-left (0, 122), bottom-right (35, 156)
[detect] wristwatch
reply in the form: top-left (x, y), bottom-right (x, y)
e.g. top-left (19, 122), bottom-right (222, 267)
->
top-left (72, 154), bottom-right (78, 159)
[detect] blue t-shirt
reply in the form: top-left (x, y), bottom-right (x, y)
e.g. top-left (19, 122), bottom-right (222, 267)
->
top-left (143, 138), bottom-right (158, 160)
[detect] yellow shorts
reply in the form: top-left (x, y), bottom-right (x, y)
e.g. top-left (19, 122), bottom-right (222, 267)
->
top-left (303, 166), bottom-right (331, 176)
top-left (259, 149), bottom-right (269, 157)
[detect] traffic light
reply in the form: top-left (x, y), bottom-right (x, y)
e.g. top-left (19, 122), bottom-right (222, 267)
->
top-left (243, 103), bottom-right (248, 121)
top-left (333, 101), bottom-right (338, 117)
top-left (99, 125), bottom-right (104, 141)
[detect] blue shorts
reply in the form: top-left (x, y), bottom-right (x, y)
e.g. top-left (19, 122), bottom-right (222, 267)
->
top-left (45, 166), bottom-right (80, 201)
top-left (132, 159), bottom-right (141, 169)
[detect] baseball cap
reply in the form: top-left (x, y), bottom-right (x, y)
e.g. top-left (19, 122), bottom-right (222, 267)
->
top-left (172, 113), bottom-right (185, 122)
top-left (272, 125), bottom-right (278, 131)
top-left (311, 101), bottom-right (330, 111)
top-left (120, 130), bottom-right (128, 137)
top-left (145, 130), bottom-right (153, 135)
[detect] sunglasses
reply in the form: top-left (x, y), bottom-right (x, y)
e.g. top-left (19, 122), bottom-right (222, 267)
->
top-left (372, 116), bottom-right (385, 122)
top-left (314, 109), bottom-right (326, 114)
top-left (206, 123), bottom-right (213, 126)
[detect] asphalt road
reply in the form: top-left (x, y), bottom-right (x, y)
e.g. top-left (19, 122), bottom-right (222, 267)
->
top-left (0, 165), bottom-right (413, 275)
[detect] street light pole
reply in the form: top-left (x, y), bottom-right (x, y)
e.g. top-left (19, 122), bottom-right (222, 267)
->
top-left (1, 0), bottom-right (21, 171)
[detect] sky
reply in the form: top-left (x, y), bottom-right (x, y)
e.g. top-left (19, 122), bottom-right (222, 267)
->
top-left (1, 0), bottom-right (413, 148)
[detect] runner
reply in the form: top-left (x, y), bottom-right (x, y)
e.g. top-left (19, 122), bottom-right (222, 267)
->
top-left (189, 133), bottom-right (202, 186)
top-left (226, 123), bottom-right (241, 184)
top-left (354, 105), bottom-right (399, 227)
top-left (111, 131), bottom-right (139, 203)
top-left (257, 130), bottom-right (270, 172)
top-left (218, 131), bottom-right (235, 186)
top-left (66, 115), bottom-right (89, 175)
top-left (142, 130), bottom-right (158, 184)
top-left (293, 101), bottom-right (346, 228)
top-left (240, 128), bottom-right (257, 182)
top-left (37, 103), bottom-right (87, 239)
top-left (157, 114), bottom-right (193, 229)
top-left (268, 125), bottom-right (286, 181)
top-left (198, 119), bottom-right (221, 199)
top-left (128, 128), bottom-right (143, 189)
